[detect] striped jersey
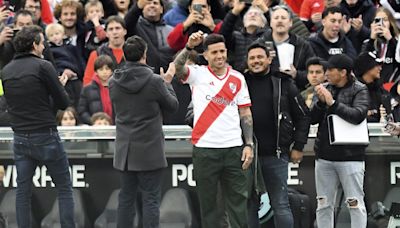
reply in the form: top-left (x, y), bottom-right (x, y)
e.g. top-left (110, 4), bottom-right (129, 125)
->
top-left (183, 65), bottom-right (251, 148)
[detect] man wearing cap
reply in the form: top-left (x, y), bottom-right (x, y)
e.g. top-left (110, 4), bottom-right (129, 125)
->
top-left (354, 52), bottom-right (390, 123)
top-left (310, 53), bottom-right (370, 228)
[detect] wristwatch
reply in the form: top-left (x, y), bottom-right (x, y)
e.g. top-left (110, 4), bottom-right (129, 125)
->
top-left (244, 143), bottom-right (254, 149)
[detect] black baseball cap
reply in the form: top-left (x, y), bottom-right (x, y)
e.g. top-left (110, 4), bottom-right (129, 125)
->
top-left (326, 54), bottom-right (353, 73)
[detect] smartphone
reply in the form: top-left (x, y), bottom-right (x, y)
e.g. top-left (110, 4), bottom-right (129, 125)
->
top-left (192, 4), bottom-right (203, 14)
top-left (264, 41), bottom-right (276, 58)
top-left (239, 0), bottom-right (253, 4)
top-left (374, 17), bottom-right (383, 26)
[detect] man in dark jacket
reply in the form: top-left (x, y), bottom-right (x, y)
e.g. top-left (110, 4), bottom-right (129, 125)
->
top-left (308, 7), bottom-right (357, 61)
top-left (310, 54), bottom-right (369, 228)
top-left (244, 42), bottom-right (310, 228)
top-left (1, 25), bottom-right (74, 228)
top-left (125, 0), bottom-right (176, 74)
top-left (340, 0), bottom-right (376, 53)
top-left (260, 4), bottom-right (315, 90)
top-left (354, 51), bottom-right (390, 123)
top-left (109, 35), bottom-right (178, 228)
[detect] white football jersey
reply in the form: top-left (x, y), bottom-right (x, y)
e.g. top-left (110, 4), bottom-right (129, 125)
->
top-left (183, 65), bottom-right (251, 148)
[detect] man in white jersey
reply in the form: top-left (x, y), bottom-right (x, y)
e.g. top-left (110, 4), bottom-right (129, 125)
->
top-left (174, 31), bottom-right (254, 228)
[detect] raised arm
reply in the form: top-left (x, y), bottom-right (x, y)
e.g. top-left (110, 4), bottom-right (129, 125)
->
top-left (174, 31), bottom-right (204, 80)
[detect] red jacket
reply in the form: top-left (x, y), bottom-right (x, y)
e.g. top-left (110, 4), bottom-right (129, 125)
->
top-left (167, 21), bottom-right (223, 51)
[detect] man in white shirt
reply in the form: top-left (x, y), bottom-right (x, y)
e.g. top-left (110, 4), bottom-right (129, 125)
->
top-left (174, 31), bottom-right (254, 228)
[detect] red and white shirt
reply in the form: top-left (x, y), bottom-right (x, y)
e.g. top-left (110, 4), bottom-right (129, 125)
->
top-left (183, 65), bottom-right (251, 148)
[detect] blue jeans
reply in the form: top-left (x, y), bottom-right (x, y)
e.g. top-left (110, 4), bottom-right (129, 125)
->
top-left (117, 168), bottom-right (163, 228)
top-left (315, 159), bottom-right (366, 228)
top-left (259, 154), bottom-right (294, 228)
top-left (13, 131), bottom-right (75, 228)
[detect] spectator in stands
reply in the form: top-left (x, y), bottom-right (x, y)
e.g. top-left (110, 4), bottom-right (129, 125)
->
top-left (2, 25), bottom-right (75, 228)
top-left (79, 55), bottom-right (114, 125)
top-left (0, 10), bottom-right (56, 69)
top-left (125, 0), bottom-right (176, 74)
top-left (308, 6), bottom-right (357, 60)
top-left (84, 0), bottom-right (107, 52)
top-left (354, 51), bottom-right (391, 123)
top-left (110, 35), bottom-right (178, 228)
top-left (167, 0), bottom-right (223, 51)
top-left (56, 106), bottom-right (80, 126)
top-left (362, 7), bottom-right (400, 92)
top-left (310, 54), bottom-right (369, 228)
top-left (261, 4), bottom-right (315, 90)
top-left (244, 41), bottom-right (310, 228)
top-left (21, 0), bottom-right (46, 29)
top-left (100, 0), bottom-right (133, 18)
top-left (340, 0), bottom-right (376, 53)
top-left (46, 23), bottom-right (86, 108)
top-left (219, 1), bottom-right (271, 73)
top-left (83, 16), bottom-right (126, 86)
top-left (54, 0), bottom-right (89, 60)
top-left (91, 112), bottom-right (112, 125)
top-left (301, 57), bottom-right (326, 107)
top-left (267, 0), bottom-right (310, 38)
top-left (299, 0), bottom-right (324, 32)
top-left (113, 0), bottom-right (131, 18)
top-left (174, 32), bottom-right (254, 228)
top-left (163, 0), bottom-right (225, 27)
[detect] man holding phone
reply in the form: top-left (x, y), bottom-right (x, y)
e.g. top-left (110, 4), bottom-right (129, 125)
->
top-left (167, 0), bottom-right (222, 51)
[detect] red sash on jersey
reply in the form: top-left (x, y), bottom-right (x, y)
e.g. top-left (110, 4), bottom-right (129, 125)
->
top-left (192, 75), bottom-right (242, 145)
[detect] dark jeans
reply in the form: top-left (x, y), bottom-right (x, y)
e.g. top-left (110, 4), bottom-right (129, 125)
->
top-left (259, 154), bottom-right (294, 228)
top-left (193, 146), bottom-right (250, 228)
top-left (13, 131), bottom-right (75, 228)
top-left (117, 168), bottom-right (163, 228)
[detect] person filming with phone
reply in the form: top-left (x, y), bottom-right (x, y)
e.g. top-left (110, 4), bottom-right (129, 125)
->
top-left (167, 0), bottom-right (223, 52)
top-left (361, 7), bottom-right (400, 93)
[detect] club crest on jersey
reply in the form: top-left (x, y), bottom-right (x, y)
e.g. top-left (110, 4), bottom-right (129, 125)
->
top-left (229, 82), bottom-right (237, 94)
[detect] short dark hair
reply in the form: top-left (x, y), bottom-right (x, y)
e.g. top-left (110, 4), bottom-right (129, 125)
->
top-left (105, 15), bottom-right (126, 30)
top-left (247, 41), bottom-right (270, 57)
top-left (203, 34), bottom-right (225, 50)
top-left (14, 9), bottom-right (33, 23)
top-left (91, 112), bottom-right (112, 125)
top-left (94, 55), bottom-right (115, 71)
top-left (123, 35), bottom-right (147, 62)
top-left (322, 6), bottom-right (342, 19)
top-left (306, 57), bottom-right (327, 71)
top-left (187, 0), bottom-right (211, 8)
top-left (21, 0), bottom-right (41, 8)
top-left (13, 25), bottom-right (43, 53)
